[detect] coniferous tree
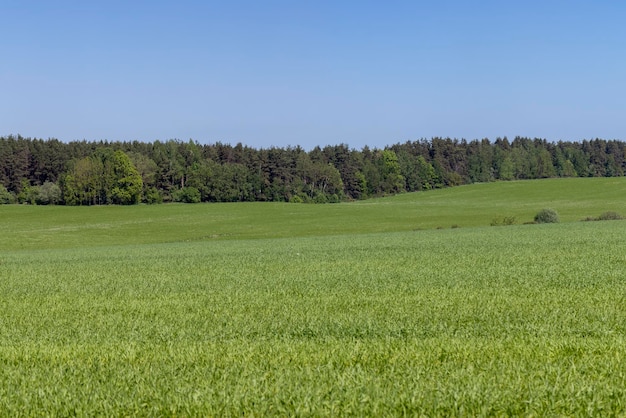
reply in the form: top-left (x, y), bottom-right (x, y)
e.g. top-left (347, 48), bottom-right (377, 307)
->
top-left (2, 135), bottom-right (626, 205)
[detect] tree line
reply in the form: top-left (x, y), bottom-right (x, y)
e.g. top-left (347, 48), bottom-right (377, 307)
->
top-left (1, 135), bottom-right (625, 205)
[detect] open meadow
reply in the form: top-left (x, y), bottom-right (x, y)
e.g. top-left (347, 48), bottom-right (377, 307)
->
top-left (1, 178), bottom-right (626, 415)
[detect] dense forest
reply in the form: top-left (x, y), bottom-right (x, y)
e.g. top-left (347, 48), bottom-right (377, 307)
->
top-left (1, 135), bottom-right (625, 205)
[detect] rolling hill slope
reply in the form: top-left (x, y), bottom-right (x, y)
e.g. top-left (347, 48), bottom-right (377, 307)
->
top-left (1, 177), bottom-right (625, 251)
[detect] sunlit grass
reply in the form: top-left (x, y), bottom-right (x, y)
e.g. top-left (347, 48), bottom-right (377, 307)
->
top-left (2, 216), bottom-right (626, 414)
top-left (2, 177), bottom-right (626, 251)
top-left (2, 178), bottom-right (626, 414)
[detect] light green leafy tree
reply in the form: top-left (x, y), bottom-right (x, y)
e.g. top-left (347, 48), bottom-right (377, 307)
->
top-left (36, 181), bottom-right (62, 205)
top-left (379, 150), bottom-right (404, 194)
top-left (62, 157), bottom-right (99, 205)
top-left (63, 149), bottom-right (142, 205)
top-left (111, 150), bottom-right (143, 205)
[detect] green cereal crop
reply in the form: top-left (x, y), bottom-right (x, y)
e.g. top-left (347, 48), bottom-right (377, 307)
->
top-left (1, 178), bottom-right (626, 415)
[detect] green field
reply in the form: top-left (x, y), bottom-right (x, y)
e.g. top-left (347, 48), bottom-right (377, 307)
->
top-left (2, 178), bottom-right (626, 415)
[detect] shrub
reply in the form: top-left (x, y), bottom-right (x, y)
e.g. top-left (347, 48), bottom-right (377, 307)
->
top-left (290, 195), bottom-right (303, 204)
top-left (144, 188), bottom-right (163, 204)
top-left (503, 216), bottom-right (516, 225)
top-left (17, 181), bottom-right (39, 204)
top-left (582, 211), bottom-right (623, 222)
top-left (0, 184), bottom-right (15, 204)
top-left (597, 211), bottom-right (623, 221)
top-left (313, 193), bottom-right (328, 204)
top-left (328, 194), bottom-right (341, 204)
top-left (491, 216), bottom-right (516, 226)
top-left (534, 208), bottom-right (559, 224)
top-left (36, 181), bottom-right (62, 205)
top-left (172, 187), bottom-right (201, 203)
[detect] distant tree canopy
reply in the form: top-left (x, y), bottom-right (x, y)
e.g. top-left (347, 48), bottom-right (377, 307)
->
top-left (1, 135), bottom-right (625, 205)
top-left (61, 149), bottom-right (142, 205)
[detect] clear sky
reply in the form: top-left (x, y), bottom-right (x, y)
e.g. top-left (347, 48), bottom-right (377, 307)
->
top-left (2, 1), bottom-right (625, 150)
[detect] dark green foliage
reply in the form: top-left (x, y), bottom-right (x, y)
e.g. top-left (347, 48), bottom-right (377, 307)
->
top-left (491, 216), bottom-right (516, 226)
top-left (296, 154), bottom-right (344, 200)
top-left (144, 188), bottom-right (164, 204)
top-left (62, 149), bottom-right (142, 205)
top-left (2, 135), bottom-right (626, 205)
top-left (534, 208), bottom-right (560, 224)
top-left (17, 180), bottom-right (39, 204)
top-left (172, 187), bottom-right (201, 203)
top-left (328, 194), bottom-right (341, 203)
top-left (313, 192), bottom-right (328, 204)
top-left (0, 184), bottom-right (15, 204)
top-left (129, 152), bottom-right (158, 197)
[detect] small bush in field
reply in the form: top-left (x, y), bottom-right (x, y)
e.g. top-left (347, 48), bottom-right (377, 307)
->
top-left (534, 208), bottom-right (559, 224)
top-left (597, 211), bottom-right (623, 221)
top-left (491, 216), bottom-right (516, 226)
top-left (582, 211), bottom-right (623, 221)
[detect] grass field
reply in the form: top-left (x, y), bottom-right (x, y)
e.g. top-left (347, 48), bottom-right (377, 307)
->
top-left (1, 178), bottom-right (626, 415)
top-left (2, 177), bottom-right (625, 251)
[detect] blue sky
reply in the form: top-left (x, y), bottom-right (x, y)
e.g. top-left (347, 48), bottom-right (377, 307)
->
top-left (2, 1), bottom-right (625, 149)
